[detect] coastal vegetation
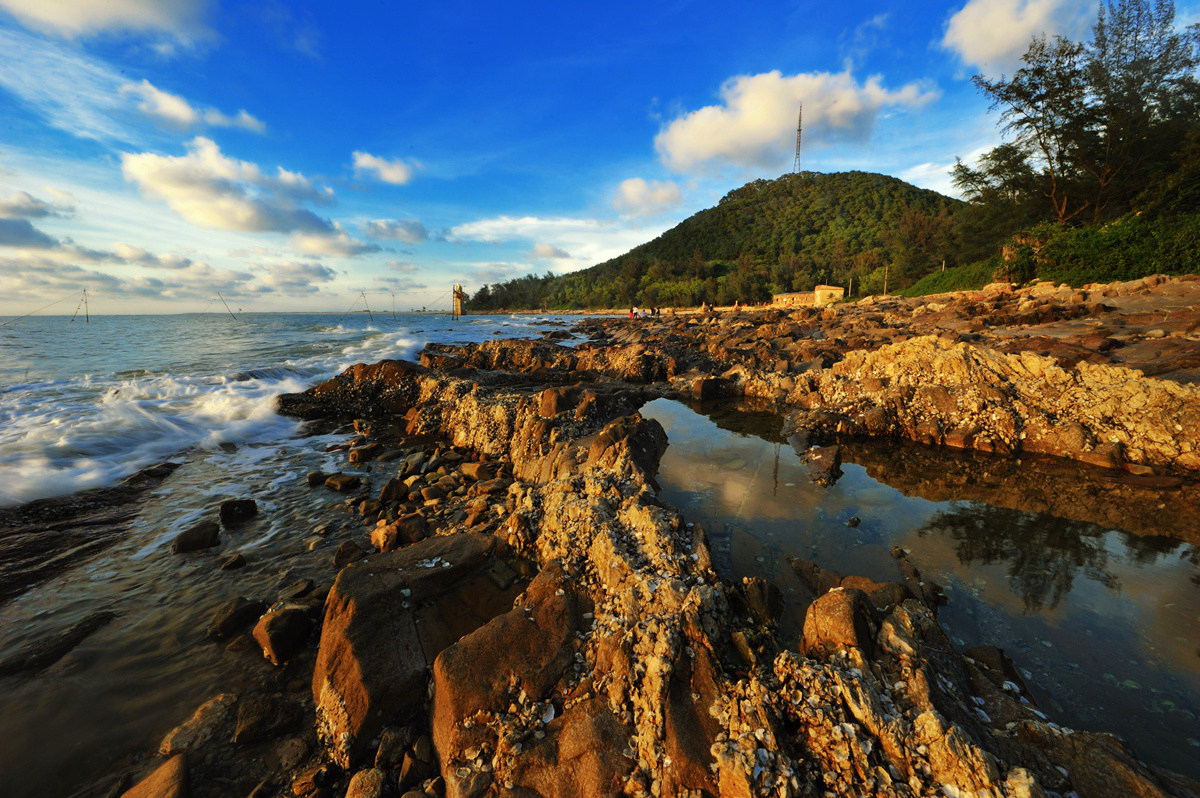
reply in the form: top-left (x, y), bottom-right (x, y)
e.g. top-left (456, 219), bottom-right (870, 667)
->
top-left (469, 0), bottom-right (1200, 310)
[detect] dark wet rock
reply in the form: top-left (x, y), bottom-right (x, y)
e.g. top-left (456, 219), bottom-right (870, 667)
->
top-left (324, 473), bottom-right (361, 492)
top-left (218, 552), bottom-right (247, 570)
top-left (273, 737), bottom-right (309, 772)
top-left (378, 476), bottom-right (407, 504)
top-left (277, 359), bottom-right (424, 421)
top-left (805, 444), bottom-right (842, 486)
top-left (845, 515), bottom-right (861, 527)
top-left (172, 520), bottom-right (220, 553)
top-left (0, 610), bottom-right (116, 676)
top-left (120, 753), bottom-right (188, 798)
top-left (219, 499), bottom-right (258, 525)
top-left (398, 749), bottom-right (436, 792)
top-left (374, 726), bottom-right (417, 769)
top-left (159, 694), bottom-right (237, 756)
top-left (207, 597), bottom-right (266, 641)
top-left (333, 540), bottom-right (369, 567)
top-left (290, 763), bottom-right (333, 796)
top-left (277, 578), bottom-right (315, 602)
top-left (233, 693), bottom-right (300, 745)
top-left (306, 471), bottom-right (327, 487)
top-left (786, 555), bottom-right (843, 597)
top-left (349, 442), bottom-right (382, 463)
top-left (838, 575), bottom-right (910, 613)
top-left (691, 374), bottom-right (726, 401)
top-left (252, 603), bottom-right (314, 666)
top-left (739, 576), bottom-right (782, 626)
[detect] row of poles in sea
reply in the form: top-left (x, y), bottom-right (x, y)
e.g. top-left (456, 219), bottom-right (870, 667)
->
top-left (1, 285), bottom-right (467, 328)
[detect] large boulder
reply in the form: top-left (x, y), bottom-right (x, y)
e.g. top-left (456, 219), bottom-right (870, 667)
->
top-left (802, 587), bottom-right (877, 658)
top-left (431, 563), bottom-right (582, 763)
top-left (312, 533), bottom-right (514, 768)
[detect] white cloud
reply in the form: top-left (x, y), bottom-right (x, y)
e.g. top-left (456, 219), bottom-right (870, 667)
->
top-left (0, 190), bottom-right (71, 218)
top-left (372, 275), bottom-right (427, 293)
top-left (122, 137), bottom-right (334, 234)
top-left (352, 151), bottom-right (417, 185)
top-left (449, 215), bottom-right (671, 273)
top-left (289, 225), bottom-right (381, 257)
top-left (942, 0), bottom-right (1092, 74)
top-left (655, 69), bottom-right (938, 173)
top-left (530, 242), bottom-right (571, 259)
top-left (612, 178), bottom-right (682, 216)
top-left (120, 79), bottom-right (265, 133)
top-left (253, 260), bottom-right (337, 294)
top-left (111, 242), bottom-right (195, 269)
top-left (0, 0), bottom-right (208, 41)
top-left (0, 26), bottom-right (132, 141)
top-left (364, 218), bottom-right (428, 242)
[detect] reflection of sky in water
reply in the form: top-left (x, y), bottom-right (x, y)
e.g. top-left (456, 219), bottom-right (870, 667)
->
top-left (641, 398), bottom-right (1200, 779)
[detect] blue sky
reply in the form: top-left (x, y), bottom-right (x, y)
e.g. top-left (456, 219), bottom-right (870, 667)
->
top-left (1, 0), bottom-right (1195, 314)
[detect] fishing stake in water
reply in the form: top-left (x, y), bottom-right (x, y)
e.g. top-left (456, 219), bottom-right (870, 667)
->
top-left (217, 292), bottom-right (238, 321)
top-left (69, 289), bottom-right (90, 323)
top-left (361, 291), bottom-right (374, 322)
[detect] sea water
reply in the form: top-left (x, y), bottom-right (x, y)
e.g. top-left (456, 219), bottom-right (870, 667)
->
top-left (0, 311), bottom-right (575, 506)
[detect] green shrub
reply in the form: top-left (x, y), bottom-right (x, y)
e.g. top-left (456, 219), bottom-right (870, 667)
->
top-left (900, 259), bottom-right (997, 296)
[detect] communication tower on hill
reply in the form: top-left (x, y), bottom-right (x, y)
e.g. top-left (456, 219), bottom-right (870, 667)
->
top-left (793, 105), bottom-right (803, 173)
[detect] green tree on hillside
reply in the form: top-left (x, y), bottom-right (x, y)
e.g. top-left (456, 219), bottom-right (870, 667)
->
top-left (957, 0), bottom-right (1200, 225)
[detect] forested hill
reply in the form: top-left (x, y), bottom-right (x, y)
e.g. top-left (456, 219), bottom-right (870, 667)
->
top-left (467, 171), bottom-right (963, 310)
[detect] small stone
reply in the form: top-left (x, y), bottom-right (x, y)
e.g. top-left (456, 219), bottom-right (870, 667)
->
top-left (252, 604), bottom-right (312, 666)
top-left (277, 578), bottom-right (315, 602)
top-left (306, 471), bottom-right (327, 487)
top-left (334, 540), bottom-right (369, 567)
top-left (325, 473), bottom-right (361, 492)
top-left (218, 552), bottom-right (247, 570)
top-left (344, 768), bottom-right (387, 798)
top-left (207, 596), bottom-right (266, 640)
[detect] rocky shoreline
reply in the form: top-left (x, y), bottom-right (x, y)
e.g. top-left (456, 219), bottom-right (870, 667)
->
top-left (103, 276), bottom-right (1200, 798)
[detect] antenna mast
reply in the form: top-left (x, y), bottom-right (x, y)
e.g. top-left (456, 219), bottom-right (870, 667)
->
top-left (793, 105), bottom-right (803, 173)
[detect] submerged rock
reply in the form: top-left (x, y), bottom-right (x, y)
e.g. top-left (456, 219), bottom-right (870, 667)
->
top-left (218, 498), bottom-right (258, 525)
top-left (171, 520), bottom-right (219, 553)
